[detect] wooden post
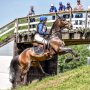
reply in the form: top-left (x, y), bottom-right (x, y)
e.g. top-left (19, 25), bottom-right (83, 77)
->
top-left (85, 11), bottom-right (88, 29)
top-left (55, 13), bottom-right (57, 20)
top-left (28, 15), bottom-right (30, 32)
top-left (70, 7), bottom-right (72, 22)
top-left (14, 19), bottom-right (18, 43)
top-left (83, 11), bottom-right (88, 39)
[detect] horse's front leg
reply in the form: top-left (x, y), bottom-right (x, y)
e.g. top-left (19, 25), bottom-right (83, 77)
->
top-left (59, 47), bottom-right (80, 61)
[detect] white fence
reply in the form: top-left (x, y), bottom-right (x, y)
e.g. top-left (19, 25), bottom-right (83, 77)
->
top-left (0, 10), bottom-right (90, 37)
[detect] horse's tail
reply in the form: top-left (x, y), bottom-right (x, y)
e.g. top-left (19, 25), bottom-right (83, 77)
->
top-left (9, 56), bottom-right (19, 84)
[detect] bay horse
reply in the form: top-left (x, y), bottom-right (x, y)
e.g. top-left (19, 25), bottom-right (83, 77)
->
top-left (9, 38), bottom-right (65, 88)
top-left (9, 15), bottom-right (79, 88)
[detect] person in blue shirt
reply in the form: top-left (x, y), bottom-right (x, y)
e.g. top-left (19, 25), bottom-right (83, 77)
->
top-left (58, 2), bottom-right (66, 11)
top-left (63, 2), bottom-right (73, 19)
top-left (49, 4), bottom-right (57, 20)
top-left (34, 16), bottom-right (49, 48)
top-left (28, 6), bottom-right (35, 28)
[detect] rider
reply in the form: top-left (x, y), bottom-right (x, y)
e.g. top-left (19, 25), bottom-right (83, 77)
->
top-left (34, 16), bottom-right (49, 49)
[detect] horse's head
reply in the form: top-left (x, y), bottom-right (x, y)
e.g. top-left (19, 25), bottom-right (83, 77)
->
top-left (56, 16), bottom-right (73, 30)
top-left (50, 15), bottom-right (72, 38)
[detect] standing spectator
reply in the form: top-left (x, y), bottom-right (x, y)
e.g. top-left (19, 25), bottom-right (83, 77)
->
top-left (74, 0), bottom-right (83, 25)
top-left (49, 4), bottom-right (57, 20)
top-left (58, 2), bottom-right (66, 18)
top-left (64, 2), bottom-right (73, 18)
top-left (28, 6), bottom-right (35, 28)
top-left (58, 2), bottom-right (66, 12)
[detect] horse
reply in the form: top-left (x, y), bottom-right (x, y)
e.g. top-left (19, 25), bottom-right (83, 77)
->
top-left (49, 14), bottom-right (72, 39)
top-left (9, 37), bottom-right (65, 88)
top-left (9, 15), bottom-right (79, 88)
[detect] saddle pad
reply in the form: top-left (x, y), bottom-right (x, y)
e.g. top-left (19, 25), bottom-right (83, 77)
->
top-left (31, 46), bottom-right (44, 55)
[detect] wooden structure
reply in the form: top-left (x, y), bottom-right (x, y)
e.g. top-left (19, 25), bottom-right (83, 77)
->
top-left (0, 10), bottom-right (90, 82)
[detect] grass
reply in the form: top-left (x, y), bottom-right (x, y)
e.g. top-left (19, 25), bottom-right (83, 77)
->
top-left (16, 65), bottom-right (90, 90)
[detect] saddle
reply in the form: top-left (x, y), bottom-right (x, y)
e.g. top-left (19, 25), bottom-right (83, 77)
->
top-left (32, 46), bottom-right (45, 55)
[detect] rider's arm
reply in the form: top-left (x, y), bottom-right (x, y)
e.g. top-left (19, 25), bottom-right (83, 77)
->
top-left (38, 24), bottom-right (48, 35)
top-left (55, 7), bottom-right (57, 12)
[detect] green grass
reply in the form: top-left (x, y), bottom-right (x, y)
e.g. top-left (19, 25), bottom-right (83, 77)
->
top-left (16, 65), bottom-right (90, 90)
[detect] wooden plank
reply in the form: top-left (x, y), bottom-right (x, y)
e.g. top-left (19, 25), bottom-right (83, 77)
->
top-left (64, 39), bottom-right (90, 45)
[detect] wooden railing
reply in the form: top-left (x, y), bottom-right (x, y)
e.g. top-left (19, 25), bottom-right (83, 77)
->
top-left (0, 10), bottom-right (90, 38)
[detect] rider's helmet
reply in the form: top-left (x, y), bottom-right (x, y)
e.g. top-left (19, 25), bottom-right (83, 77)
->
top-left (59, 2), bottom-right (62, 5)
top-left (40, 16), bottom-right (47, 22)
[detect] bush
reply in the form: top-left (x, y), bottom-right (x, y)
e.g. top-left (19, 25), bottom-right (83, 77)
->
top-left (58, 45), bottom-right (90, 72)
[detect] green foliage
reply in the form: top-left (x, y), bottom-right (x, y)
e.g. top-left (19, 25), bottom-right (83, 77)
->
top-left (0, 30), bottom-right (14, 42)
top-left (18, 18), bottom-right (28, 24)
top-left (58, 45), bottom-right (90, 72)
top-left (18, 26), bottom-right (28, 30)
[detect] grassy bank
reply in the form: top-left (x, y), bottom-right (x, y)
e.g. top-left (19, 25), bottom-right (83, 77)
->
top-left (16, 65), bottom-right (90, 90)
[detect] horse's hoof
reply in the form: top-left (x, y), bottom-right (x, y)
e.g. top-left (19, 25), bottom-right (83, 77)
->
top-left (45, 73), bottom-right (50, 76)
top-left (75, 54), bottom-right (79, 57)
top-left (75, 57), bottom-right (80, 61)
top-left (43, 73), bottom-right (50, 77)
top-left (65, 58), bottom-right (73, 63)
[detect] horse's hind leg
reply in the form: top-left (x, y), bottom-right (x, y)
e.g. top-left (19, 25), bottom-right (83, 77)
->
top-left (37, 62), bottom-right (49, 76)
top-left (21, 61), bottom-right (31, 85)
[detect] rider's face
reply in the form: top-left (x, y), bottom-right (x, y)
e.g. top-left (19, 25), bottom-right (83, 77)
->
top-left (43, 20), bottom-right (47, 24)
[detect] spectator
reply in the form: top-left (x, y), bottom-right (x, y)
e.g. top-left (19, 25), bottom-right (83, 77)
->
top-left (49, 4), bottom-right (57, 20)
top-left (58, 2), bottom-right (66, 12)
top-left (63, 2), bottom-right (73, 18)
top-left (74, 0), bottom-right (83, 25)
top-left (28, 6), bottom-right (35, 28)
top-left (58, 2), bottom-right (66, 18)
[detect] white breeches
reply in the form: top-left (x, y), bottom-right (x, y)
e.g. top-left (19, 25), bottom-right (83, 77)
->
top-left (34, 34), bottom-right (48, 44)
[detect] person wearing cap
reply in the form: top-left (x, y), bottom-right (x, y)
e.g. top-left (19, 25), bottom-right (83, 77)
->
top-left (49, 4), bottom-right (57, 20)
top-left (28, 5), bottom-right (35, 28)
top-left (58, 2), bottom-right (66, 12)
top-left (34, 16), bottom-right (49, 49)
top-left (74, 0), bottom-right (83, 25)
top-left (63, 2), bottom-right (73, 18)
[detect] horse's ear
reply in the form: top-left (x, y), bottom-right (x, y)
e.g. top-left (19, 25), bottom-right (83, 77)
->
top-left (56, 13), bottom-right (61, 19)
top-left (56, 13), bottom-right (66, 20)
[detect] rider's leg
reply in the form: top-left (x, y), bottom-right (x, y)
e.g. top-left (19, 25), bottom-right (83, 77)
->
top-left (34, 34), bottom-right (48, 49)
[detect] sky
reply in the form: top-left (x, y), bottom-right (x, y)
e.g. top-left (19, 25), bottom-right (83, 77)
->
top-left (0, 0), bottom-right (90, 27)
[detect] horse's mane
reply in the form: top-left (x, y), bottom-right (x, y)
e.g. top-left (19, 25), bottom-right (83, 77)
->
top-left (49, 17), bottom-right (66, 35)
top-left (49, 19), bottom-right (57, 35)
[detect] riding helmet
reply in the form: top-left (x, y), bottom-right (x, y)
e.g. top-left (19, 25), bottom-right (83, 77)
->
top-left (40, 16), bottom-right (47, 22)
